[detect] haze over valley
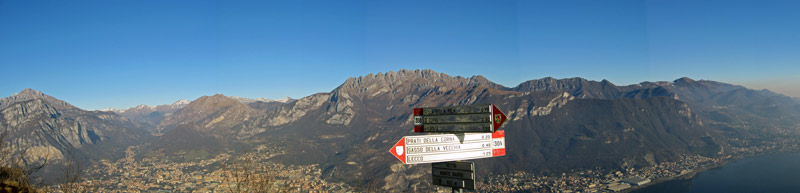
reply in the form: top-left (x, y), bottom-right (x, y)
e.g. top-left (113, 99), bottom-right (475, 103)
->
top-left (2, 69), bottom-right (799, 192)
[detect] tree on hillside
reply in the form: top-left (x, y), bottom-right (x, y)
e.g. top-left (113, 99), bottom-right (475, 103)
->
top-left (57, 147), bottom-right (96, 193)
top-left (0, 133), bottom-right (48, 193)
top-left (224, 153), bottom-right (288, 193)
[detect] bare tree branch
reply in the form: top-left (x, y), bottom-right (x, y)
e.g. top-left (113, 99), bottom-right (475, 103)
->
top-left (0, 132), bottom-right (44, 192)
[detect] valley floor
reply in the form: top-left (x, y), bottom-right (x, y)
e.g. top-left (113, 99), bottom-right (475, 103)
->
top-left (62, 145), bottom-right (353, 192)
top-left (46, 136), bottom-right (800, 193)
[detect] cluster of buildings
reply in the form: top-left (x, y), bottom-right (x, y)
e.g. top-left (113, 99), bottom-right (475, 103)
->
top-left (479, 136), bottom-right (800, 193)
top-left (53, 128), bottom-right (800, 193)
top-left (67, 145), bottom-right (352, 192)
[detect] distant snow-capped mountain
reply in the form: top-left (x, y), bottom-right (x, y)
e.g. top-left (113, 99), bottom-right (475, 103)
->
top-left (230, 96), bottom-right (295, 104)
top-left (105, 99), bottom-right (191, 132)
top-left (103, 99), bottom-right (190, 113)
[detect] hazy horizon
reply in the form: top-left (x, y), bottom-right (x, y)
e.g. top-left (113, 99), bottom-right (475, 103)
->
top-left (2, 0), bottom-right (798, 110)
top-left (5, 72), bottom-right (797, 111)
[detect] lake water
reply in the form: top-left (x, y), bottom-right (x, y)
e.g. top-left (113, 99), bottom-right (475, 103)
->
top-left (631, 152), bottom-right (800, 193)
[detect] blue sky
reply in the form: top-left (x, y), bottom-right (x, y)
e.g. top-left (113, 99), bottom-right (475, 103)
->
top-left (1, 0), bottom-right (798, 110)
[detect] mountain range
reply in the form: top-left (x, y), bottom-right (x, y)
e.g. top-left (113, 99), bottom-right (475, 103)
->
top-left (1, 69), bottom-right (798, 191)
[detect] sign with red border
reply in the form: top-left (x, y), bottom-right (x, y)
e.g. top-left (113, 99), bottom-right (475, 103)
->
top-left (390, 131), bottom-right (506, 164)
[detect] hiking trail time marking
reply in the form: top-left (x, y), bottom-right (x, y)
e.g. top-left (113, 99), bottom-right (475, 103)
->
top-left (390, 131), bottom-right (506, 164)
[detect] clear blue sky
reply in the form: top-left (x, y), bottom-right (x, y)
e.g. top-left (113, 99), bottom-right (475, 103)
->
top-left (1, 0), bottom-right (798, 110)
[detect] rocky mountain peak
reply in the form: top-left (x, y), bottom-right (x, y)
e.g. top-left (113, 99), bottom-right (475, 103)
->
top-left (156, 93), bottom-right (256, 133)
top-left (184, 94), bottom-right (243, 110)
top-left (0, 88), bottom-right (75, 110)
top-left (273, 97), bottom-right (295, 103)
top-left (512, 77), bottom-right (620, 99)
top-left (230, 96), bottom-right (295, 104)
top-left (514, 77), bottom-right (594, 89)
top-left (229, 96), bottom-right (256, 104)
top-left (111, 99), bottom-right (191, 133)
top-left (600, 79), bottom-right (615, 86)
top-left (0, 90), bottom-right (149, 166)
top-left (14, 88), bottom-right (41, 97)
top-left (336, 69), bottom-right (506, 97)
top-left (174, 99), bottom-right (191, 105)
top-left (673, 77), bottom-right (696, 85)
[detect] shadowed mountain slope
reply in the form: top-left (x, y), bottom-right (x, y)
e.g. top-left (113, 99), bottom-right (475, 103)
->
top-left (0, 89), bottom-right (151, 169)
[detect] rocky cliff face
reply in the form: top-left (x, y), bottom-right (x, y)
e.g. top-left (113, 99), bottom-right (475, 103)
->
top-left (511, 76), bottom-right (800, 133)
top-left (513, 77), bottom-right (621, 99)
top-left (0, 89), bottom-right (149, 165)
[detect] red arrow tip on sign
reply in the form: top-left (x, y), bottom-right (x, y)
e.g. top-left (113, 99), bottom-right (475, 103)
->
top-left (389, 137), bottom-right (406, 164)
top-left (492, 105), bottom-right (507, 130)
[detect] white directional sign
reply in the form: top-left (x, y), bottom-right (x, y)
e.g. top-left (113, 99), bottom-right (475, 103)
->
top-left (389, 131), bottom-right (506, 164)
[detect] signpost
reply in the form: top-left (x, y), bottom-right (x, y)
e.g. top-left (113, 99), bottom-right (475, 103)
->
top-left (389, 131), bottom-right (506, 164)
top-left (391, 104), bottom-right (509, 192)
top-left (413, 104), bottom-right (507, 133)
top-left (432, 161), bottom-right (476, 190)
